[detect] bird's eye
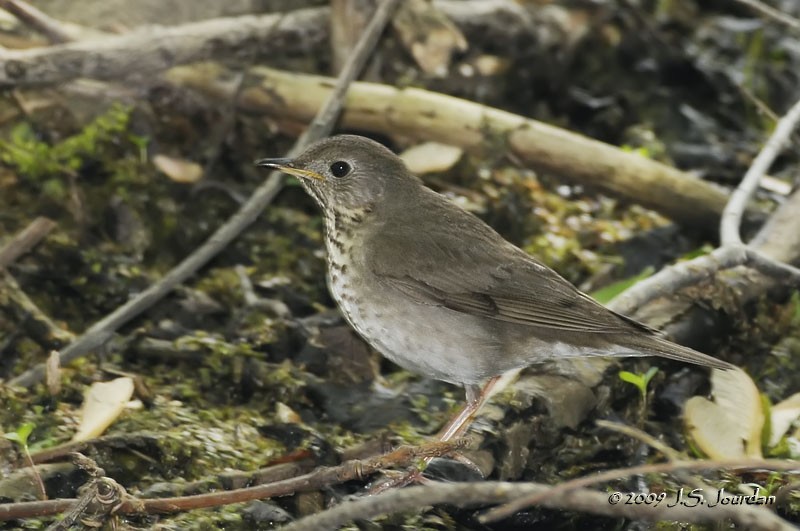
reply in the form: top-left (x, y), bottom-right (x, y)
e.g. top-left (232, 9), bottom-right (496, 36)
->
top-left (330, 161), bottom-right (351, 178)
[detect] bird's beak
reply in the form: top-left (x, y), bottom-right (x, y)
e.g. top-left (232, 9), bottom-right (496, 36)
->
top-left (254, 157), bottom-right (325, 181)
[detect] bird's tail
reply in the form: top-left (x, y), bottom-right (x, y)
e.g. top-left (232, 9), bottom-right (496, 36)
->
top-left (619, 334), bottom-right (735, 371)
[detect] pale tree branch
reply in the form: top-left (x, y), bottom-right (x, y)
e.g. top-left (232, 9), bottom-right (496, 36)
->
top-left (612, 94), bottom-right (800, 316)
top-left (734, 0), bottom-right (800, 31)
top-left (281, 474), bottom-right (797, 531)
top-left (720, 96), bottom-right (800, 246)
top-left (482, 459), bottom-right (799, 522)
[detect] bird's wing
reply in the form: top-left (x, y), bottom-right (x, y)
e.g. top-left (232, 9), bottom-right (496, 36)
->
top-left (365, 210), bottom-right (648, 335)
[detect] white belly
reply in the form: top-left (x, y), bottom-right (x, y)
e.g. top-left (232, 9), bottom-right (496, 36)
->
top-left (327, 257), bottom-right (502, 384)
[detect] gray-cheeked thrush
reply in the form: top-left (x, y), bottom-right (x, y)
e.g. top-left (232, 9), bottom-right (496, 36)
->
top-left (257, 135), bottom-right (733, 445)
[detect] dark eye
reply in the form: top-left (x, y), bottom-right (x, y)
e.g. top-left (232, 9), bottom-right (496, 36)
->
top-left (330, 161), bottom-right (351, 178)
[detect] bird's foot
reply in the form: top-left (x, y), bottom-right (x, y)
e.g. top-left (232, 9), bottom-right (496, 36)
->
top-left (368, 465), bottom-right (429, 494)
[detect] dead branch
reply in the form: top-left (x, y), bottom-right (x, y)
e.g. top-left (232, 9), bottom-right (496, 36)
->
top-left (0, 216), bottom-right (55, 268)
top-left (0, 270), bottom-right (75, 345)
top-left (611, 245), bottom-right (800, 317)
top-left (721, 97), bottom-right (800, 246)
top-left (0, 0), bottom-right (536, 88)
top-left (170, 66), bottom-right (741, 229)
top-left (0, 0), bottom-right (80, 43)
top-left (0, 439), bottom-right (465, 520)
top-left (281, 472), bottom-right (797, 531)
top-left (482, 458), bottom-right (799, 524)
top-left (613, 95), bottom-right (800, 316)
top-left (734, 0), bottom-right (800, 31)
top-left (0, 7), bottom-right (329, 87)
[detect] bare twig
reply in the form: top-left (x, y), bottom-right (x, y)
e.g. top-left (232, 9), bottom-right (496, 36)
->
top-left (610, 245), bottom-right (800, 316)
top-left (720, 96), bottom-right (800, 246)
top-left (734, 0), bottom-right (800, 31)
top-left (280, 479), bottom-right (795, 531)
top-left (595, 420), bottom-right (719, 499)
top-left (595, 420), bottom-right (683, 462)
top-left (612, 96), bottom-right (800, 316)
top-left (0, 216), bottom-right (55, 268)
top-left (482, 458), bottom-right (800, 523)
top-left (0, 439), bottom-right (465, 520)
top-left (7, 0), bottom-right (401, 386)
top-left (0, 0), bottom-right (76, 43)
top-left (1, 270), bottom-right (75, 345)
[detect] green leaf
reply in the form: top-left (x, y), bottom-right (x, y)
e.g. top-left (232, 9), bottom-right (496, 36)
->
top-left (642, 366), bottom-right (659, 387)
top-left (590, 267), bottom-right (654, 304)
top-left (619, 369), bottom-right (656, 401)
top-left (619, 370), bottom-right (644, 390)
top-left (4, 422), bottom-right (35, 446)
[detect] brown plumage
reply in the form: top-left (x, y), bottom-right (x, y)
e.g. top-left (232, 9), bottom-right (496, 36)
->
top-left (257, 135), bottom-right (733, 414)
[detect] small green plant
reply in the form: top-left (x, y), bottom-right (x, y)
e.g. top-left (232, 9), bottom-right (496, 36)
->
top-left (128, 133), bottom-right (150, 164)
top-left (619, 366), bottom-right (659, 402)
top-left (4, 421), bottom-right (34, 449)
top-left (4, 422), bottom-right (46, 500)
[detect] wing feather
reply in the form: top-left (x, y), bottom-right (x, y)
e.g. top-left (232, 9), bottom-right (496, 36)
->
top-left (365, 205), bottom-right (645, 336)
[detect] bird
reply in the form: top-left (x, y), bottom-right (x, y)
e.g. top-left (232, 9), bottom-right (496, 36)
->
top-left (256, 134), bottom-right (733, 445)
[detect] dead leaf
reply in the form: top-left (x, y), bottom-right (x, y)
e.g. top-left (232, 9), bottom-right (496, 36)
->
top-left (770, 392), bottom-right (800, 447)
top-left (400, 142), bottom-right (463, 174)
top-left (153, 154), bottom-right (203, 183)
top-left (392, 0), bottom-right (467, 75)
top-left (684, 368), bottom-right (763, 459)
top-left (72, 377), bottom-right (135, 442)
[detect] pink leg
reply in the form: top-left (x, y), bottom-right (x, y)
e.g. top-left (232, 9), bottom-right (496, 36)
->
top-left (370, 376), bottom-right (500, 493)
top-left (437, 376), bottom-right (501, 442)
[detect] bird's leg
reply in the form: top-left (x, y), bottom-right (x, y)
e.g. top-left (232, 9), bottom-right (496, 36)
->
top-left (437, 376), bottom-right (500, 442)
top-left (369, 376), bottom-right (500, 494)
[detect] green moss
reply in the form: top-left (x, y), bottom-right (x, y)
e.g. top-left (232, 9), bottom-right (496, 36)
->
top-left (0, 104), bottom-right (133, 181)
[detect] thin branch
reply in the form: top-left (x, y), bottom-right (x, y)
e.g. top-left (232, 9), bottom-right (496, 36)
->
top-left (0, 0), bottom-right (76, 43)
top-left (0, 439), bottom-right (465, 520)
top-left (280, 479), bottom-right (795, 531)
top-left (720, 96), bottom-right (800, 246)
top-left (8, 0), bottom-right (402, 389)
top-left (481, 458), bottom-right (800, 523)
top-left (595, 420), bottom-right (683, 462)
top-left (609, 245), bottom-right (800, 316)
top-left (734, 0), bottom-right (800, 31)
top-left (0, 216), bottom-right (55, 268)
top-left (1, 270), bottom-right (75, 345)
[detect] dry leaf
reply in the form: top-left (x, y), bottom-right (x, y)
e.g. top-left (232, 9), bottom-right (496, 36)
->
top-left (72, 377), bottom-right (135, 442)
top-left (400, 142), bottom-right (463, 174)
top-left (153, 154), bottom-right (203, 183)
top-left (392, 0), bottom-right (467, 75)
top-left (276, 402), bottom-right (302, 424)
top-left (684, 368), bottom-right (763, 459)
top-left (770, 392), bottom-right (800, 447)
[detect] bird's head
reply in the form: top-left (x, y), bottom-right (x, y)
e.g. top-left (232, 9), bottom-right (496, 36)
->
top-left (256, 135), bottom-right (417, 219)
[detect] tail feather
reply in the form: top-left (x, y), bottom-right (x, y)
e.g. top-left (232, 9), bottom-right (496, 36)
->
top-left (621, 335), bottom-right (735, 371)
